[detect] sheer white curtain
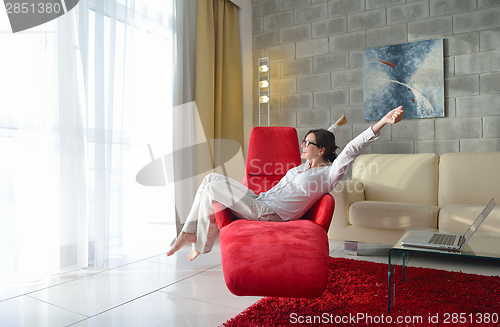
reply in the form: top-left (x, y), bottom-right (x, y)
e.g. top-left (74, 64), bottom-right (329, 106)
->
top-left (82, 0), bottom-right (180, 266)
top-left (0, 7), bottom-right (88, 282)
top-left (172, 0), bottom-right (198, 234)
top-left (0, 0), bottom-right (195, 283)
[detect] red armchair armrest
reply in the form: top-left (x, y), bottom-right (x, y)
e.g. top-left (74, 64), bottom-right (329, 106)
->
top-left (213, 202), bottom-right (235, 230)
top-left (302, 193), bottom-right (335, 232)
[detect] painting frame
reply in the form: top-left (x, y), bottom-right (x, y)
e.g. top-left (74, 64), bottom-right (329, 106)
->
top-left (363, 38), bottom-right (444, 121)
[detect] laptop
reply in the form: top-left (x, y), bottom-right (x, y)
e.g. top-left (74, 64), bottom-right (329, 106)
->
top-left (401, 198), bottom-right (496, 251)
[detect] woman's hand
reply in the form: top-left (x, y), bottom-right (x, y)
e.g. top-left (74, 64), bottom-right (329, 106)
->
top-left (335, 114), bottom-right (347, 126)
top-left (382, 106), bottom-right (404, 125)
top-left (371, 106), bottom-right (404, 135)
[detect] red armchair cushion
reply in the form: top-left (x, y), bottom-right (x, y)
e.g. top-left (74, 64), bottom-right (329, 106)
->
top-left (244, 127), bottom-right (301, 194)
top-left (219, 219), bottom-right (330, 298)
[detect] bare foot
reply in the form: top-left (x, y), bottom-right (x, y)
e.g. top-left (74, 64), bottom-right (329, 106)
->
top-left (187, 247), bottom-right (201, 261)
top-left (166, 232), bottom-right (196, 256)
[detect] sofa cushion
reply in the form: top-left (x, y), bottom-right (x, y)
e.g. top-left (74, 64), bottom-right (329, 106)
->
top-left (352, 153), bottom-right (438, 206)
top-left (438, 204), bottom-right (500, 234)
top-left (349, 201), bottom-right (439, 230)
top-left (438, 152), bottom-right (500, 207)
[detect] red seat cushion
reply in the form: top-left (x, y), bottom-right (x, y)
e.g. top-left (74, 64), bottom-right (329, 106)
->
top-left (219, 219), bottom-right (330, 298)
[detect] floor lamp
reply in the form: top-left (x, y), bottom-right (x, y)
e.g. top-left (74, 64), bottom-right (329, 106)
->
top-left (258, 57), bottom-right (270, 126)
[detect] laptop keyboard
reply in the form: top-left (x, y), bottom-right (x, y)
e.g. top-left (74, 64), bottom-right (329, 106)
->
top-left (429, 234), bottom-right (456, 246)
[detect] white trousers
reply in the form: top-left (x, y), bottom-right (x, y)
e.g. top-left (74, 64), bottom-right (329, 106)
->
top-left (182, 173), bottom-right (281, 254)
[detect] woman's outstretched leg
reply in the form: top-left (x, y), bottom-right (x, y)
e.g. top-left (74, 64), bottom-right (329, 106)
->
top-left (166, 172), bottom-right (276, 260)
top-left (166, 231), bottom-right (196, 256)
top-left (166, 173), bottom-right (229, 257)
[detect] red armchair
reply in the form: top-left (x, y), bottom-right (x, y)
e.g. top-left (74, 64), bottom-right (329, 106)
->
top-left (214, 126), bottom-right (335, 298)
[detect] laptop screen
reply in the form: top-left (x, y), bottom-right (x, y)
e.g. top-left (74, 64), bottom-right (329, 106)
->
top-left (463, 198), bottom-right (496, 242)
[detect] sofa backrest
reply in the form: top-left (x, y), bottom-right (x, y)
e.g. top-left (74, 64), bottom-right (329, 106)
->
top-left (439, 152), bottom-right (500, 207)
top-left (352, 153), bottom-right (439, 206)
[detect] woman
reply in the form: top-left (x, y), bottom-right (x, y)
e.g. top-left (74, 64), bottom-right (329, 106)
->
top-left (167, 106), bottom-right (404, 261)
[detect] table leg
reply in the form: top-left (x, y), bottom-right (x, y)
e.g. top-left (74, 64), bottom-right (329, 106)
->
top-left (388, 249), bottom-right (405, 313)
top-left (403, 251), bottom-right (405, 283)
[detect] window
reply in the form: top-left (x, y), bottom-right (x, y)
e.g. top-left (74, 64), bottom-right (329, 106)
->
top-left (86, 0), bottom-right (177, 255)
top-left (0, 0), bottom-right (178, 279)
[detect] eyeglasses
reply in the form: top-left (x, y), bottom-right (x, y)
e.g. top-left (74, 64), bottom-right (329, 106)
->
top-left (302, 139), bottom-right (323, 148)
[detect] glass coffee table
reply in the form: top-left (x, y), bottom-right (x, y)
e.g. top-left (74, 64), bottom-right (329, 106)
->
top-left (388, 227), bottom-right (500, 313)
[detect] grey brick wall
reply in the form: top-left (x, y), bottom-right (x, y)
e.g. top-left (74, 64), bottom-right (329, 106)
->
top-left (252, 1), bottom-right (500, 155)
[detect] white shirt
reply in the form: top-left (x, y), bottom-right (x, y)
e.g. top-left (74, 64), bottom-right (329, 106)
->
top-left (256, 125), bottom-right (379, 221)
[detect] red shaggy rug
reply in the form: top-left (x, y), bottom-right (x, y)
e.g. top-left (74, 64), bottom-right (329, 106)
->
top-left (223, 257), bottom-right (500, 326)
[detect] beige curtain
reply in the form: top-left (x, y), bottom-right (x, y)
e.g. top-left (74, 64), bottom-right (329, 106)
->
top-left (195, 0), bottom-right (243, 173)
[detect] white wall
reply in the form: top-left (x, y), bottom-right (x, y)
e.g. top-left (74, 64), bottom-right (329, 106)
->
top-left (251, 0), bottom-right (500, 155)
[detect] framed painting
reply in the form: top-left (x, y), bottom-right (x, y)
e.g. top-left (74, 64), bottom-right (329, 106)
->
top-left (363, 38), bottom-right (444, 121)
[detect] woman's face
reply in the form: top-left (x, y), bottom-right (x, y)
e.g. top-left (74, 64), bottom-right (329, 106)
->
top-left (301, 133), bottom-right (324, 161)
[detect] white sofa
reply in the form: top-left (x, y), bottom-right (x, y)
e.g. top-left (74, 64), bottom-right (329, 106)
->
top-left (328, 152), bottom-right (500, 246)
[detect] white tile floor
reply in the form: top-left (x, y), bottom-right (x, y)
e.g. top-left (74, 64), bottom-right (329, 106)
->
top-left (1, 240), bottom-right (499, 327)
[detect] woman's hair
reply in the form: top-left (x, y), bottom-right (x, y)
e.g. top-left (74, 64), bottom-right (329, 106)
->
top-left (305, 129), bottom-right (339, 162)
